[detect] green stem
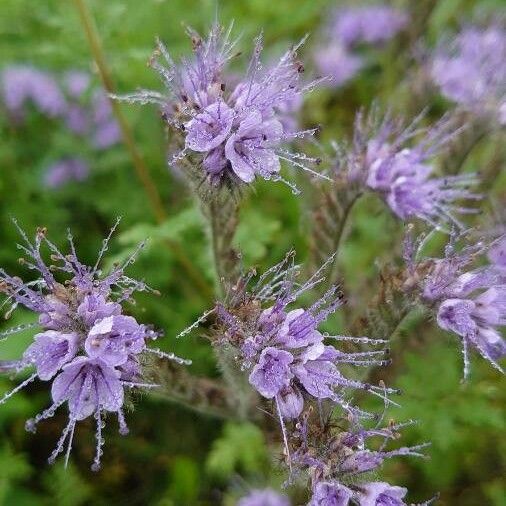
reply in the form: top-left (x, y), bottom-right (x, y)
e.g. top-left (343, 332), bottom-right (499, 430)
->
top-left (324, 192), bottom-right (362, 290)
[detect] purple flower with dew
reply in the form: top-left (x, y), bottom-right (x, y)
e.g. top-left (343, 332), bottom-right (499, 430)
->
top-left (430, 25), bottom-right (506, 124)
top-left (237, 488), bottom-right (291, 506)
top-left (314, 44), bottom-right (363, 87)
top-left (405, 230), bottom-right (506, 378)
top-left (339, 108), bottom-right (481, 231)
top-left (43, 158), bottom-right (90, 189)
top-left (116, 23), bottom-right (326, 192)
top-left (329, 5), bottom-right (408, 47)
top-left (1, 66), bottom-right (67, 120)
top-left (213, 253), bottom-right (398, 465)
top-left (0, 220), bottom-right (190, 469)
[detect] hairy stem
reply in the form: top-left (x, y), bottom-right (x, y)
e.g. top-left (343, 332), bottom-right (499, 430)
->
top-left (151, 360), bottom-right (242, 420)
top-left (73, 0), bottom-right (213, 299)
top-left (312, 186), bottom-right (362, 290)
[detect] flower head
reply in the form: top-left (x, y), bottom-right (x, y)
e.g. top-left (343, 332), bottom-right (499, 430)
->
top-left (337, 109), bottom-right (480, 230)
top-left (0, 220), bottom-right (189, 469)
top-left (431, 25), bottom-right (506, 124)
top-left (213, 253), bottom-right (397, 432)
top-left (117, 24), bottom-right (325, 192)
top-left (404, 230), bottom-right (506, 378)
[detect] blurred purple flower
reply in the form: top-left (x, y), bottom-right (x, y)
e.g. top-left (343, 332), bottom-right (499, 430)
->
top-left (431, 25), bottom-right (506, 124)
top-left (43, 158), bottom-right (90, 189)
top-left (330, 5), bottom-right (408, 47)
top-left (314, 44), bottom-right (363, 87)
top-left (0, 222), bottom-right (189, 469)
top-left (64, 70), bottom-right (91, 98)
top-left (1, 66), bottom-right (67, 120)
top-left (237, 488), bottom-right (291, 506)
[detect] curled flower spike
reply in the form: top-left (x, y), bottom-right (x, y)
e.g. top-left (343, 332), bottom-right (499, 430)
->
top-left (335, 108), bottom-right (481, 231)
top-left (404, 229), bottom-right (506, 378)
top-left (430, 24), bottom-right (506, 125)
top-left (116, 23), bottom-right (326, 192)
top-left (209, 253), bottom-right (398, 464)
top-left (0, 220), bottom-right (190, 469)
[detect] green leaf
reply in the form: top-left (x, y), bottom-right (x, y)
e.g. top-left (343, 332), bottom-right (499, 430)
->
top-left (206, 422), bottom-right (268, 480)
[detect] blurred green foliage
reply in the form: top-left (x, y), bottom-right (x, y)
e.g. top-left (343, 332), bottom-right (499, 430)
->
top-left (0, 0), bottom-right (504, 504)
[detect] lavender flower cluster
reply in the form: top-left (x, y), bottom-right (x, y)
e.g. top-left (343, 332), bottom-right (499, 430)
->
top-left (404, 231), bottom-right (506, 379)
top-left (1, 66), bottom-right (120, 188)
top-left (315, 5), bottom-right (408, 86)
top-left (337, 109), bottom-right (480, 230)
top-left (119, 25), bottom-right (324, 192)
top-left (0, 221), bottom-right (189, 469)
top-left (215, 255), bottom-right (395, 424)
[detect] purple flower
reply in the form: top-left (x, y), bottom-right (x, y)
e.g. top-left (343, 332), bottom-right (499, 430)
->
top-left (215, 254), bottom-right (396, 430)
top-left (225, 111), bottom-right (283, 182)
top-left (308, 481), bottom-right (352, 506)
top-left (1, 66), bottom-right (67, 120)
top-left (408, 231), bottom-right (506, 377)
top-left (0, 222), bottom-right (189, 468)
top-left (237, 488), bottom-right (291, 506)
top-left (342, 110), bottom-right (480, 230)
top-left (314, 44), bottom-right (363, 87)
top-left (43, 158), bottom-right (90, 188)
top-left (51, 357), bottom-right (124, 421)
top-left (437, 289), bottom-right (506, 369)
top-left (249, 347), bottom-right (294, 398)
top-left (277, 385), bottom-right (304, 419)
top-left (118, 24), bottom-right (324, 191)
top-left (359, 482), bottom-right (408, 506)
top-left (431, 25), bottom-right (506, 124)
top-left (85, 315), bottom-right (146, 366)
top-left (64, 71), bottom-right (91, 98)
top-left (186, 100), bottom-right (235, 152)
top-left (90, 91), bottom-right (121, 149)
top-left (330, 6), bottom-right (408, 47)
top-left (24, 331), bottom-right (79, 380)
top-left (489, 235), bottom-right (506, 269)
